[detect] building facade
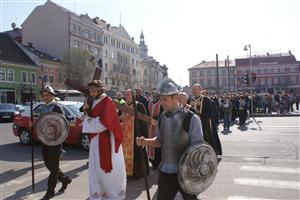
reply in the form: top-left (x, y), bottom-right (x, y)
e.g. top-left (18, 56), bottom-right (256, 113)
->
top-left (138, 32), bottom-right (168, 92)
top-left (0, 33), bottom-right (40, 103)
top-left (188, 60), bottom-right (235, 93)
top-left (235, 52), bottom-right (300, 94)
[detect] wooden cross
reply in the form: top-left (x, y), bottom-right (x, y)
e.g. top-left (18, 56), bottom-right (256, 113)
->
top-left (65, 67), bottom-right (154, 124)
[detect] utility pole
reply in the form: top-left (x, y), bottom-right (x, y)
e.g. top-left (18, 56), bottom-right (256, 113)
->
top-left (216, 54), bottom-right (219, 96)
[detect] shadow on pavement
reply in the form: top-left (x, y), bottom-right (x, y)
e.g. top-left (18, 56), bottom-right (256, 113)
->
top-left (0, 142), bottom-right (88, 162)
top-left (4, 164), bottom-right (88, 200)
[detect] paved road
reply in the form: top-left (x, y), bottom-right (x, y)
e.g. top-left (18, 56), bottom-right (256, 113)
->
top-left (0, 116), bottom-right (299, 200)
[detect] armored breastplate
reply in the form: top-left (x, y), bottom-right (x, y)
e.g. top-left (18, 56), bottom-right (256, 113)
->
top-left (40, 103), bottom-right (56, 117)
top-left (159, 109), bottom-right (190, 173)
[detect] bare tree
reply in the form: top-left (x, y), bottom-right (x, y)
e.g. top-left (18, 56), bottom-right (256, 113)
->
top-left (62, 48), bottom-right (95, 86)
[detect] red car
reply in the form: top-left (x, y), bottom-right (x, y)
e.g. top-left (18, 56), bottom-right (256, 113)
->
top-left (12, 101), bottom-right (90, 150)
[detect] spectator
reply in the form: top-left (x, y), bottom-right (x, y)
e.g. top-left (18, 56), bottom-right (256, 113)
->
top-left (221, 96), bottom-right (233, 132)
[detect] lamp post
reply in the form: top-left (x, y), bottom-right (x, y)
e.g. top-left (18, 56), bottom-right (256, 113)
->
top-left (244, 44), bottom-right (254, 115)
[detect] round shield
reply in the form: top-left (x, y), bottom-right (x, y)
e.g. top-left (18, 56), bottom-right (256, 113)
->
top-left (178, 143), bottom-right (217, 195)
top-left (36, 112), bottom-right (69, 146)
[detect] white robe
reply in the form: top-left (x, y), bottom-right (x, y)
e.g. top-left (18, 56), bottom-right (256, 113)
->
top-left (83, 97), bottom-right (127, 200)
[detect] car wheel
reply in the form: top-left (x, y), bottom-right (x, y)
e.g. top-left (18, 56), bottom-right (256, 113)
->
top-left (19, 129), bottom-right (31, 145)
top-left (81, 133), bottom-right (90, 151)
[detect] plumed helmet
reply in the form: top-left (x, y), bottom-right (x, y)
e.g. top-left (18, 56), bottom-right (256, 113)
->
top-left (157, 77), bottom-right (181, 96)
top-left (42, 85), bottom-right (56, 95)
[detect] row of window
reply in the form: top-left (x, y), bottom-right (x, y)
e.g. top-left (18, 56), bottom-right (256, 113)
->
top-left (104, 50), bottom-right (139, 67)
top-left (0, 68), bottom-right (36, 83)
top-left (109, 38), bottom-right (138, 55)
top-left (191, 69), bottom-right (232, 77)
top-left (72, 41), bottom-right (100, 56)
top-left (237, 67), bottom-right (298, 75)
top-left (71, 23), bottom-right (102, 44)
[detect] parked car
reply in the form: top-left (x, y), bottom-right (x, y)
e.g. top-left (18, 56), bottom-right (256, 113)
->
top-left (0, 103), bottom-right (16, 122)
top-left (16, 104), bottom-right (27, 113)
top-left (12, 101), bottom-right (90, 150)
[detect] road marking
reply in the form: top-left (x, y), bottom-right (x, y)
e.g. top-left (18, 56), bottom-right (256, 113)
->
top-left (234, 178), bottom-right (300, 190)
top-left (228, 196), bottom-right (279, 200)
top-left (240, 165), bottom-right (300, 174)
top-left (0, 161), bottom-right (77, 189)
top-left (261, 126), bottom-right (299, 128)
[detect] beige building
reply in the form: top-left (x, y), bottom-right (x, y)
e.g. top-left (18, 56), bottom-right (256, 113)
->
top-left (189, 60), bottom-right (235, 93)
top-left (93, 18), bottom-right (141, 92)
top-left (21, 0), bottom-right (103, 74)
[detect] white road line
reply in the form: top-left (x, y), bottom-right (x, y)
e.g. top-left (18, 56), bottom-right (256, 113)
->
top-left (240, 165), bottom-right (300, 174)
top-left (234, 178), bottom-right (300, 190)
top-left (243, 158), bottom-right (298, 163)
top-left (227, 196), bottom-right (279, 200)
top-left (0, 161), bottom-right (77, 189)
top-left (261, 126), bottom-right (299, 128)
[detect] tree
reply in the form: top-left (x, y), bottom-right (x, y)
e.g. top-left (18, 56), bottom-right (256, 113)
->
top-left (62, 48), bottom-right (95, 87)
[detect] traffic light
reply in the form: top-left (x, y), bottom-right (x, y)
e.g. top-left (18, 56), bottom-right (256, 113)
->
top-left (252, 73), bottom-right (257, 82)
top-left (243, 74), bottom-right (249, 85)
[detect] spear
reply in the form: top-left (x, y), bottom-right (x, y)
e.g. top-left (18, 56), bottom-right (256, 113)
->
top-left (131, 90), bottom-right (150, 200)
top-left (30, 78), bottom-right (35, 191)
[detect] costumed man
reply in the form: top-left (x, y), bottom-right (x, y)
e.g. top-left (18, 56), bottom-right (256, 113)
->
top-left (30, 86), bottom-right (71, 200)
top-left (188, 84), bottom-right (222, 161)
top-left (136, 79), bottom-right (204, 200)
top-left (136, 88), bottom-right (149, 115)
top-left (147, 88), bottom-right (164, 169)
top-left (81, 80), bottom-right (126, 200)
top-left (120, 89), bottom-right (149, 179)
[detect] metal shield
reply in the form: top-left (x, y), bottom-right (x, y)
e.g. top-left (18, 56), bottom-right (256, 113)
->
top-left (36, 112), bottom-right (69, 146)
top-left (178, 142), bottom-right (217, 195)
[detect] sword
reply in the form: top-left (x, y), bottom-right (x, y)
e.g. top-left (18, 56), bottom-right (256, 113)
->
top-left (131, 90), bottom-right (150, 200)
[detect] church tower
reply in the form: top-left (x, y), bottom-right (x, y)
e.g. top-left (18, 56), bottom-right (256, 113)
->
top-left (139, 31), bottom-right (148, 58)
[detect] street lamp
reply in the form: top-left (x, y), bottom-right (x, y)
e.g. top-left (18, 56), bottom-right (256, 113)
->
top-left (244, 44), bottom-right (254, 115)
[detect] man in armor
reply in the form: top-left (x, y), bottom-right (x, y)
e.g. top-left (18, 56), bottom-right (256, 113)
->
top-left (136, 79), bottom-right (204, 200)
top-left (37, 86), bottom-right (71, 200)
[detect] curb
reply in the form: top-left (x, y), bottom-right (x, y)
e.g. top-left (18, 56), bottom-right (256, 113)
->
top-left (252, 114), bottom-right (300, 117)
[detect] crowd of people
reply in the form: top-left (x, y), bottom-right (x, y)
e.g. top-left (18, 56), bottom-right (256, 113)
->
top-left (34, 80), bottom-right (299, 200)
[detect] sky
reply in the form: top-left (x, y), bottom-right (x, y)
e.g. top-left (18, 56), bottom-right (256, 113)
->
top-left (1, 0), bottom-right (299, 86)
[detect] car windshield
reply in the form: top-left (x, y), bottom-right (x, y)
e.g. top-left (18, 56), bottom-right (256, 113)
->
top-left (0, 104), bottom-right (16, 110)
top-left (66, 103), bottom-right (83, 117)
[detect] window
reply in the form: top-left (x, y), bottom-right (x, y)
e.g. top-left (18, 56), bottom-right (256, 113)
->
top-left (131, 47), bottom-right (135, 54)
top-left (58, 72), bottom-right (62, 83)
top-left (111, 51), bottom-right (115, 59)
top-left (207, 70), bottom-right (211, 76)
top-left (136, 60), bottom-right (138, 66)
top-left (105, 77), bottom-right (108, 85)
top-left (133, 69), bottom-right (136, 76)
top-left (222, 69), bottom-right (226, 75)
top-left (117, 41), bottom-right (120, 48)
top-left (77, 26), bottom-right (81, 35)
top-left (273, 77), bottom-right (278, 84)
top-left (126, 46), bottom-right (130, 52)
top-left (290, 76), bottom-right (296, 84)
top-left (267, 77), bottom-right (272, 85)
top-left (30, 72), bottom-right (36, 83)
top-left (105, 50), bottom-right (108, 57)
top-left (71, 23), bottom-right (76, 33)
top-left (49, 72), bottom-right (54, 83)
top-left (132, 58), bottom-right (134, 65)
top-left (73, 41), bottom-right (79, 48)
top-left (21, 71), bottom-right (27, 83)
top-left (93, 47), bottom-right (99, 55)
top-left (85, 44), bottom-right (91, 51)
top-left (200, 71), bottom-right (204, 76)
top-left (111, 39), bottom-right (115, 46)
top-left (192, 71), bottom-right (197, 77)
top-left (0, 68), bottom-right (5, 81)
top-left (144, 69), bottom-right (147, 75)
top-left (97, 34), bottom-right (102, 43)
top-left (222, 78), bottom-right (226, 86)
top-left (83, 29), bottom-right (89, 38)
top-left (207, 79), bottom-right (212, 86)
top-left (105, 63), bottom-right (108, 71)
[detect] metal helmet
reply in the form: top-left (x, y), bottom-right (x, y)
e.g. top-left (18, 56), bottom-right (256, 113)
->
top-left (157, 77), bottom-right (180, 96)
top-left (42, 85), bottom-right (56, 95)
